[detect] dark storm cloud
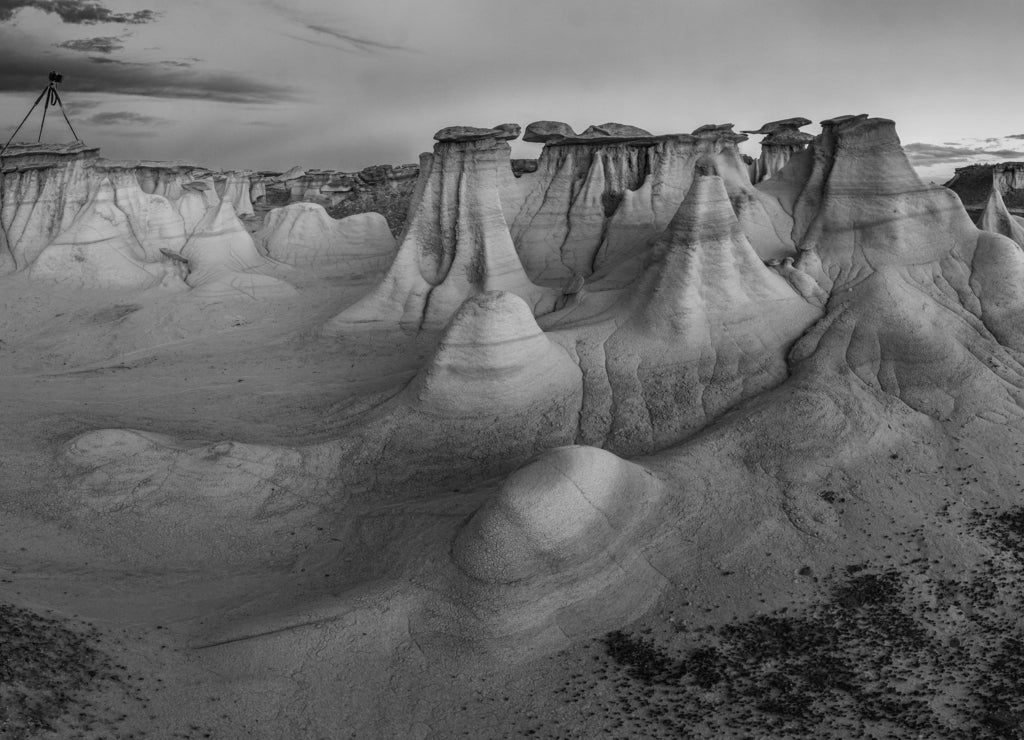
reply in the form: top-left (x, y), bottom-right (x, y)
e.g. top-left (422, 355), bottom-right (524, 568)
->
top-left (55, 35), bottom-right (122, 53)
top-left (85, 110), bottom-right (167, 126)
top-left (904, 142), bottom-right (1024, 165)
top-left (0, 0), bottom-right (156, 25)
top-left (0, 47), bottom-right (293, 104)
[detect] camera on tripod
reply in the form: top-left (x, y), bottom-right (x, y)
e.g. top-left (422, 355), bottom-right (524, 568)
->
top-left (0, 71), bottom-right (81, 159)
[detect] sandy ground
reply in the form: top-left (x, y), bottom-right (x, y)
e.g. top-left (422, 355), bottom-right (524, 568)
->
top-left (3, 259), bottom-right (1024, 739)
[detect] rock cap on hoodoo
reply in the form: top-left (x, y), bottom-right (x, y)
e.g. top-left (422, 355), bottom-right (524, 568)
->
top-left (742, 117), bottom-right (814, 146)
top-left (742, 117), bottom-right (812, 135)
top-left (522, 120), bottom-right (667, 145)
top-left (821, 114), bottom-right (868, 127)
top-left (433, 123), bottom-right (521, 143)
top-left (691, 123), bottom-right (748, 143)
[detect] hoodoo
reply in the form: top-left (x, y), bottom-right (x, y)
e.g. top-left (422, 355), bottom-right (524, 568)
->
top-left (507, 121), bottom-right (796, 282)
top-left (744, 117), bottom-right (814, 184)
top-left (322, 124), bottom-right (558, 332)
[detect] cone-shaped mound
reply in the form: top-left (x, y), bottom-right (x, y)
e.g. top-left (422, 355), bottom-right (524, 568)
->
top-left (789, 116), bottom-right (977, 288)
top-left (323, 134), bottom-right (558, 332)
top-left (453, 444), bottom-right (660, 583)
top-left (28, 179), bottom-right (181, 290)
top-left (626, 174), bottom-right (798, 333)
top-left (404, 291), bottom-right (581, 415)
top-left (255, 203), bottom-right (396, 271)
top-left (542, 174), bottom-right (820, 455)
top-left (182, 200), bottom-right (295, 299)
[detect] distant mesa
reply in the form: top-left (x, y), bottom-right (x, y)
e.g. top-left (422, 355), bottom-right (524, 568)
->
top-left (972, 165), bottom-right (1024, 247)
top-left (946, 161), bottom-right (1024, 220)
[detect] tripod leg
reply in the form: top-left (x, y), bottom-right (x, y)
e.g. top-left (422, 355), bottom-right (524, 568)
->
top-left (0, 86), bottom-right (49, 158)
top-left (37, 88), bottom-right (52, 143)
top-left (51, 89), bottom-right (80, 141)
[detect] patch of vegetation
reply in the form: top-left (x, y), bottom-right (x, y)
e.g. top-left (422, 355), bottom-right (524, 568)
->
top-left (0, 602), bottom-right (131, 738)
top-left (536, 515), bottom-right (1024, 740)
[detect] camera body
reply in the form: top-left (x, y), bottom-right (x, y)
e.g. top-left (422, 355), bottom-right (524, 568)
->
top-left (48, 71), bottom-right (63, 84)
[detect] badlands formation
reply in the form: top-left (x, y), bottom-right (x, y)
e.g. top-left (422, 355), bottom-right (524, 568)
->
top-left (2, 115), bottom-right (1024, 738)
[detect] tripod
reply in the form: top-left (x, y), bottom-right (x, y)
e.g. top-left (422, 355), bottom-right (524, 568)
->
top-left (0, 72), bottom-right (81, 160)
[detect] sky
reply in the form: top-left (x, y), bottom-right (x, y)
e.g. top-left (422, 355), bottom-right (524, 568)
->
top-left (1, 0), bottom-right (1023, 181)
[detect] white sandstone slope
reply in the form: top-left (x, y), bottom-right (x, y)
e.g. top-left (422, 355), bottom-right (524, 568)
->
top-left (323, 125), bottom-right (559, 332)
top-left (360, 290), bottom-right (582, 483)
top-left (28, 178), bottom-right (183, 289)
top-left (402, 290), bottom-right (581, 416)
top-left (181, 200), bottom-right (295, 299)
top-left (254, 202), bottom-right (396, 271)
top-left (108, 170), bottom-right (188, 260)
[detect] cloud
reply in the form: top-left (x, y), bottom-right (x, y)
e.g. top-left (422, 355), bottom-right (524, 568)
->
top-left (0, 0), bottom-right (157, 25)
top-left (55, 34), bottom-right (122, 53)
top-left (302, 23), bottom-right (411, 53)
top-left (904, 142), bottom-right (1024, 165)
top-left (1008, 134), bottom-right (1024, 140)
top-left (62, 97), bottom-right (102, 114)
top-left (267, 2), bottom-right (412, 55)
top-left (84, 110), bottom-right (167, 126)
top-left (0, 46), bottom-right (293, 104)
